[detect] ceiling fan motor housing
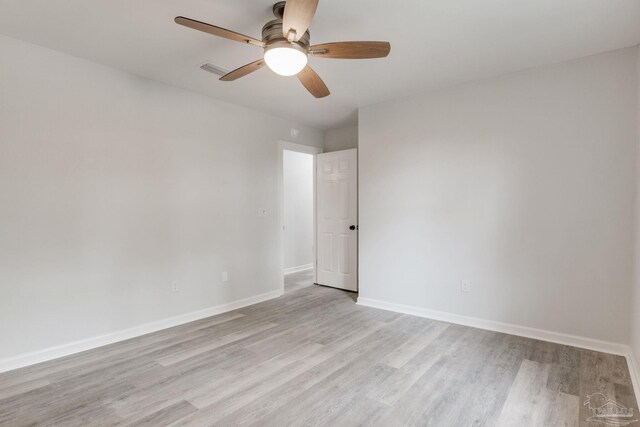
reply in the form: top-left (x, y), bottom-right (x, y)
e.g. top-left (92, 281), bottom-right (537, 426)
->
top-left (262, 19), bottom-right (310, 57)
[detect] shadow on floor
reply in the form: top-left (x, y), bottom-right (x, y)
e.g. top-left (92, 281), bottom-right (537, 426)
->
top-left (285, 269), bottom-right (358, 302)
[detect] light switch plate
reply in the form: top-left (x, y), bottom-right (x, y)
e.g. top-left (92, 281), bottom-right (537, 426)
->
top-left (461, 280), bottom-right (471, 293)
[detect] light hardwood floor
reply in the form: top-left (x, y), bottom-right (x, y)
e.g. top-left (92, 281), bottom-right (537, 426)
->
top-left (0, 272), bottom-right (637, 426)
top-left (284, 269), bottom-right (315, 294)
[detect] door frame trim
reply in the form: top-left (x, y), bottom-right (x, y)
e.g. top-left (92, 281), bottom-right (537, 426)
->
top-left (277, 141), bottom-right (323, 294)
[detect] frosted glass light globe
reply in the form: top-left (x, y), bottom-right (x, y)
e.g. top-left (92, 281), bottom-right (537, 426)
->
top-left (264, 47), bottom-right (308, 76)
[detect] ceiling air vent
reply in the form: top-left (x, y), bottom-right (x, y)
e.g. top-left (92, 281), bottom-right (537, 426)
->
top-left (199, 63), bottom-right (229, 77)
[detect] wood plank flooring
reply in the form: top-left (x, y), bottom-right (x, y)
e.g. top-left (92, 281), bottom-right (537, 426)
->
top-left (0, 270), bottom-right (637, 426)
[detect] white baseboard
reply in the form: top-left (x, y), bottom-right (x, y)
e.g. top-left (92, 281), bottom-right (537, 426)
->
top-left (356, 297), bottom-right (630, 356)
top-left (627, 350), bottom-right (640, 404)
top-left (284, 264), bottom-right (314, 275)
top-left (0, 289), bottom-right (283, 374)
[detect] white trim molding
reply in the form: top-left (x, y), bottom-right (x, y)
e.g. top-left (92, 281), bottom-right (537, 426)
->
top-left (284, 264), bottom-right (314, 275)
top-left (357, 297), bottom-right (631, 356)
top-left (0, 289), bottom-right (283, 374)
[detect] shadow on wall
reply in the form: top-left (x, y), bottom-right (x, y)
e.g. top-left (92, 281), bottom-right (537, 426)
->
top-left (324, 125), bottom-right (358, 152)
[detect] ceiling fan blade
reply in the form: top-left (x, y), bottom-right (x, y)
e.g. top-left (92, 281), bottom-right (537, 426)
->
top-left (297, 65), bottom-right (329, 98)
top-left (175, 16), bottom-right (264, 47)
top-left (282, 0), bottom-right (319, 41)
top-left (310, 41), bottom-right (391, 59)
top-left (220, 59), bottom-right (266, 81)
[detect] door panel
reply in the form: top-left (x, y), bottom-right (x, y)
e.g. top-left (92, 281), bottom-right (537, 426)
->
top-left (316, 149), bottom-right (358, 291)
top-left (322, 233), bottom-right (333, 273)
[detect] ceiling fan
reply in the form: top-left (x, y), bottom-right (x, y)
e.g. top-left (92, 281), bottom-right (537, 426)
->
top-left (175, 0), bottom-right (391, 98)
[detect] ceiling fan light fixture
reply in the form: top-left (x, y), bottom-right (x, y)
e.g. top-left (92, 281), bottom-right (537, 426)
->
top-left (264, 45), bottom-right (308, 76)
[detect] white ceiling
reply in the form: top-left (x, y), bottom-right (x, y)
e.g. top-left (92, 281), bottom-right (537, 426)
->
top-left (1, 0), bottom-right (640, 130)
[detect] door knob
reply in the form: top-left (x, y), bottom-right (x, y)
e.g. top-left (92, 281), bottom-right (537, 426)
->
top-left (349, 225), bottom-right (357, 230)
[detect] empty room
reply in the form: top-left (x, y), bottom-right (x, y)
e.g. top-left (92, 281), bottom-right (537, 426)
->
top-left (2, 0), bottom-right (640, 426)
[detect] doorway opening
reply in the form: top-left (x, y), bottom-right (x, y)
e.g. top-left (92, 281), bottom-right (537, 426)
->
top-left (278, 142), bottom-right (358, 295)
top-left (283, 149), bottom-right (315, 293)
top-left (278, 141), bottom-right (322, 295)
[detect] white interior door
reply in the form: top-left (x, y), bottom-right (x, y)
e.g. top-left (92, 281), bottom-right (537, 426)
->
top-left (316, 149), bottom-right (358, 292)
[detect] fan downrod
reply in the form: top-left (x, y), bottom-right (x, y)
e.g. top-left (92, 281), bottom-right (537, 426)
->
top-left (272, 1), bottom-right (286, 19)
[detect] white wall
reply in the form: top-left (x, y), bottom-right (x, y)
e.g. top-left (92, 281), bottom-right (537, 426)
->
top-left (359, 48), bottom-right (638, 345)
top-left (283, 150), bottom-right (314, 271)
top-left (324, 125), bottom-right (358, 152)
top-left (0, 35), bottom-right (323, 361)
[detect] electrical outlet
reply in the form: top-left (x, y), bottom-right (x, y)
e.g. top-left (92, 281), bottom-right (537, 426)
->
top-left (172, 281), bottom-right (179, 292)
top-left (461, 280), bottom-right (471, 293)
top-left (222, 272), bottom-right (229, 283)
